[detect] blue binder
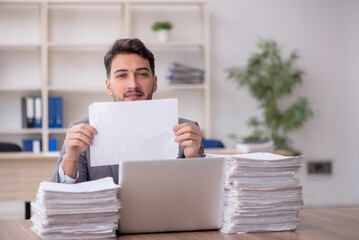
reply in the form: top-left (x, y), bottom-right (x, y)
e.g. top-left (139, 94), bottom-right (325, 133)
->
top-left (49, 138), bottom-right (57, 151)
top-left (49, 96), bottom-right (63, 128)
top-left (22, 139), bottom-right (42, 152)
top-left (22, 139), bottom-right (33, 152)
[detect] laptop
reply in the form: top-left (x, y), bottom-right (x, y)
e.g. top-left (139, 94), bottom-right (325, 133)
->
top-left (118, 157), bottom-right (225, 234)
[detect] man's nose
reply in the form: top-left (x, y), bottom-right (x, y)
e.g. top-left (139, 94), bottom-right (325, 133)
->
top-left (127, 74), bottom-right (140, 89)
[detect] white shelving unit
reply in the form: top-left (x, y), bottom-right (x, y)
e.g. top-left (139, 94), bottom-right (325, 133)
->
top-left (0, 0), bottom-right (210, 153)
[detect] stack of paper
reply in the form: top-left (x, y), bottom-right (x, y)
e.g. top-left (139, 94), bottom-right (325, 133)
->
top-left (31, 177), bottom-right (121, 240)
top-left (210, 152), bottom-right (303, 234)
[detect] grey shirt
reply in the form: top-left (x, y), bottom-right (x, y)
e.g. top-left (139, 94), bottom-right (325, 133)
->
top-left (51, 116), bottom-right (205, 184)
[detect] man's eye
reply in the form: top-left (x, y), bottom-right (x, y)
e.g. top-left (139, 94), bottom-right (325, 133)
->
top-left (138, 72), bottom-right (148, 77)
top-left (116, 74), bottom-right (126, 79)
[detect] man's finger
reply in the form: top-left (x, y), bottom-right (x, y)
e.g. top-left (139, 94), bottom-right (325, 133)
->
top-left (175, 132), bottom-right (201, 143)
top-left (68, 124), bottom-right (97, 140)
top-left (179, 139), bottom-right (199, 148)
top-left (68, 132), bottom-right (93, 146)
top-left (174, 124), bottom-right (201, 137)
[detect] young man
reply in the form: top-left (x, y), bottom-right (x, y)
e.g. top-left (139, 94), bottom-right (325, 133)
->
top-left (51, 38), bottom-right (204, 184)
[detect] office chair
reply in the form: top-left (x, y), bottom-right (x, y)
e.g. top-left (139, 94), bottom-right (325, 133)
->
top-left (0, 142), bottom-right (22, 152)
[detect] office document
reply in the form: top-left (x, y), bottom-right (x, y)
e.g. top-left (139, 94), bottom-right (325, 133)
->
top-left (31, 177), bottom-right (121, 239)
top-left (207, 152), bottom-right (303, 234)
top-left (89, 99), bottom-right (179, 166)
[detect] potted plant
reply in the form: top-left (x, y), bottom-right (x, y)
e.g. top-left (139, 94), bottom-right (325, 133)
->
top-left (152, 21), bottom-right (172, 43)
top-left (226, 39), bottom-right (314, 155)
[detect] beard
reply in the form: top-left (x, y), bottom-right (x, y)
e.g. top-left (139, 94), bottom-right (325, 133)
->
top-left (111, 85), bottom-right (155, 102)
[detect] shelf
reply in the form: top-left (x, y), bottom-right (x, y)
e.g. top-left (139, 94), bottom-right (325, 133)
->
top-left (48, 3), bottom-right (123, 45)
top-left (48, 42), bottom-right (111, 50)
top-left (0, 128), bottom-right (70, 135)
top-left (160, 84), bottom-right (206, 90)
top-left (48, 1), bottom-right (123, 5)
top-left (48, 85), bottom-right (106, 93)
top-left (48, 128), bottom-right (67, 134)
top-left (47, 42), bottom-right (204, 49)
top-left (0, 0), bottom-right (211, 152)
top-left (0, 1), bottom-right (41, 4)
top-left (0, 151), bottom-right (59, 160)
top-left (0, 128), bottom-right (67, 135)
top-left (48, 83), bottom-right (205, 93)
top-left (0, 44), bottom-right (40, 50)
top-left (129, 1), bottom-right (206, 6)
top-left (0, 86), bottom-right (41, 92)
top-left (0, 2), bottom-right (40, 46)
top-left (0, 128), bottom-right (42, 135)
top-left (146, 42), bottom-right (204, 48)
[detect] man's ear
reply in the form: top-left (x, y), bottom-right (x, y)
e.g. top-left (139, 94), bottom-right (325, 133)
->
top-left (105, 79), bottom-right (112, 96)
top-left (153, 75), bottom-right (158, 93)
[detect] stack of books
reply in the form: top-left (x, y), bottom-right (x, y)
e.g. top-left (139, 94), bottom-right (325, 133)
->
top-left (167, 62), bottom-right (205, 84)
top-left (211, 152), bottom-right (303, 234)
top-left (31, 177), bottom-right (121, 240)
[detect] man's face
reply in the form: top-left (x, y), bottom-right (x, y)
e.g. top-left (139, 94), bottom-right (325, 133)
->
top-left (106, 53), bottom-right (157, 101)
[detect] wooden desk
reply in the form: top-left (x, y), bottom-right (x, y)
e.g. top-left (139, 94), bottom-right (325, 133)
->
top-left (0, 150), bottom-right (288, 202)
top-left (0, 153), bottom-right (58, 202)
top-left (0, 208), bottom-right (358, 240)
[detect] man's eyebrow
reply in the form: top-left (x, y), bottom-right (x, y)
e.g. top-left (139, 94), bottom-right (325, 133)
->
top-left (136, 67), bottom-right (150, 72)
top-left (113, 67), bottom-right (150, 74)
top-left (114, 69), bottom-right (128, 74)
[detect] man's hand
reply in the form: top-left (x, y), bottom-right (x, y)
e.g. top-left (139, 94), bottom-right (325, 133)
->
top-left (173, 123), bottom-right (202, 158)
top-left (61, 123), bottom-right (97, 178)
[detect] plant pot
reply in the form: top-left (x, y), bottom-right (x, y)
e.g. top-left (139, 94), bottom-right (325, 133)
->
top-left (235, 140), bottom-right (274, 153)
top-left (156, 29), bottom-right (170, 43)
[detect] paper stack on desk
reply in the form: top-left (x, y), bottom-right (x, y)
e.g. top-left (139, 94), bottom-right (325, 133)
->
top-left (31, 177), bottom-right (121, 240)
top-left (208, 152), bottom-right (303, 234)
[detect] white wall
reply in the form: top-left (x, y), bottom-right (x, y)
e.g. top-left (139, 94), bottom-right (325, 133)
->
top-left (208, 0), bottom-right (359, 207)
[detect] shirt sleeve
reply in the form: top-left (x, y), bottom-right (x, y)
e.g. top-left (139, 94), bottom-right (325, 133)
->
top-left (58, 165), bottom-right (79, 184)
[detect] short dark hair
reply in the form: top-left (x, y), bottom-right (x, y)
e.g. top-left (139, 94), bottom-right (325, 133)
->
top-left (104, 38), bottom-right (155, 78)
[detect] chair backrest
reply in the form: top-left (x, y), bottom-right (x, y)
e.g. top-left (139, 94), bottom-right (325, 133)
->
top-left (0, 142), bottom-right (22, 152)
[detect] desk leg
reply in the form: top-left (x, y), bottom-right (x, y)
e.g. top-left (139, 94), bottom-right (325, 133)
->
top-left (25, 202), bottom-right (31, 219)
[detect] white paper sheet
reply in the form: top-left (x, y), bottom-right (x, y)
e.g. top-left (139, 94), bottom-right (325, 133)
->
top-left (89, 99), bottom-right (179, 166)
top-left (38, 177), bottom-right (119, 193)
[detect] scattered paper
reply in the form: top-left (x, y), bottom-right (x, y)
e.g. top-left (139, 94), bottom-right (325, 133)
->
top-left (89, 99), bottom-right (179, 166)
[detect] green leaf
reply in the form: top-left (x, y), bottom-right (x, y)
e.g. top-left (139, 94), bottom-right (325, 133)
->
top-left (152, 21), bottom-right (172, 31)
top-left (247, 117), bottom-right (261, 127)
top-left (281, 97), bottom-right (314, 132)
